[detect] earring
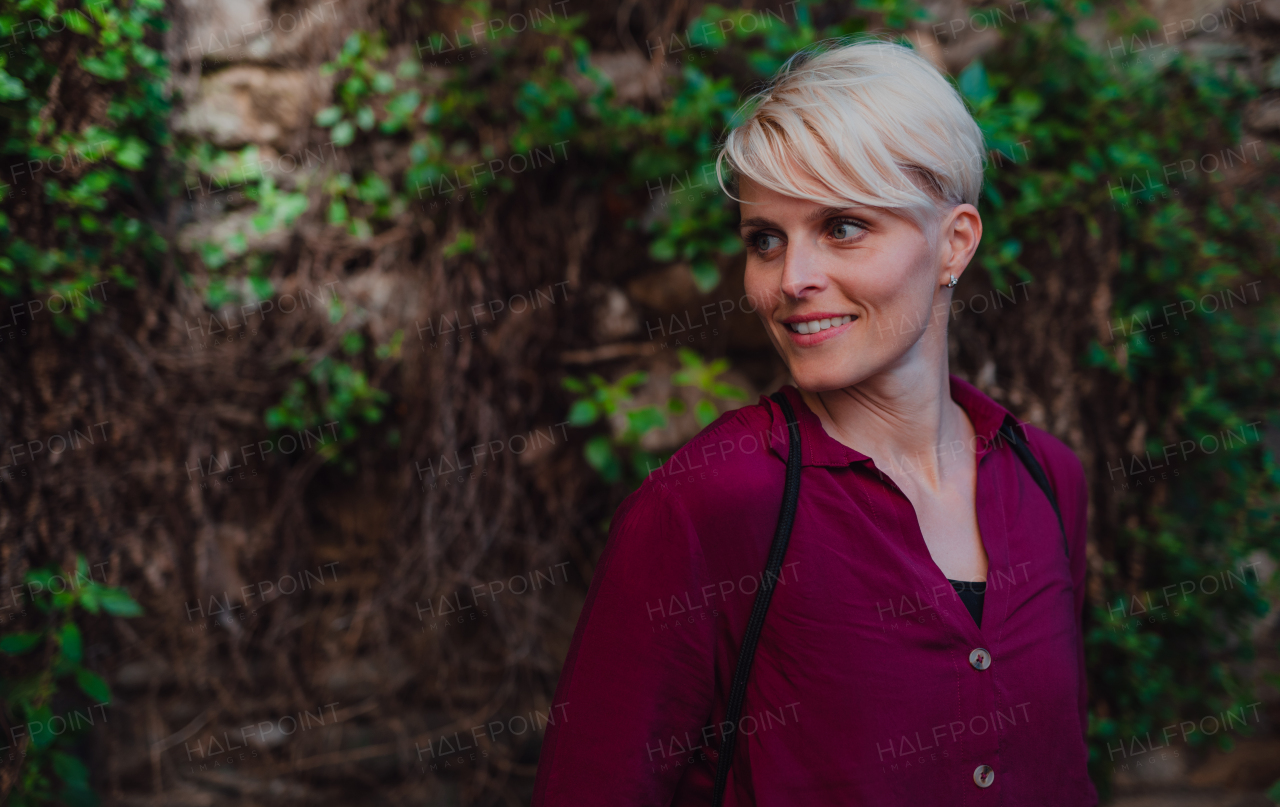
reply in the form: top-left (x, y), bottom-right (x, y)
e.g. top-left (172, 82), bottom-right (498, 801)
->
top-left (947, 275), bottom-right (958, 288)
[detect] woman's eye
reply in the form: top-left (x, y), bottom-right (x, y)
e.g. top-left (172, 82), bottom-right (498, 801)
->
top-left (829, 220), bottom-right (864, 240)
top-left (753, 233), bottom-right (783, 253)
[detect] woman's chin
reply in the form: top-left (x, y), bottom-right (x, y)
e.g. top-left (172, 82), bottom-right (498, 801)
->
top-left (787, 364), bottom-right (866, 394)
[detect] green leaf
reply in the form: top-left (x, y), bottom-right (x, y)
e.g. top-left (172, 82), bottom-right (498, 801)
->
top-left (341, 331), bottom-right (365, 355)
top-left (0, 68), bottom-right (26, 101)
top-left (695, 399), bottom-right (718, 428)
top-left (113, 138), bottom-right (148, 170)
top-left (584, 435), bottom-right (621, 483)
top-left (690, 260), bottom-right (720, 292)
top-left (332, 120), bottom-right (355, 147)
top-left (711, 382), bottom-right (748, 401)
top-left (617, 370), bottom-right (648, 390)
top-left (80, 587), bottom-right (100, 614)
top-left (328, 198), bottom-right (349, 224)
top-left (59, 622), bottom-right (83, 663)
top-left (385, 90), bottom-right (421, 117)
top-left (1264, 776), bottom-right (1280, 803)
top-left (356, 173), bottom-right (390, 203)
top-left (27, 569), bottom-right (57, 590)
top-left (958, 60), bottom-right (994, 106)
top-left (349, 217), bottom-right (373, 240)
top-left (632, 450), bottom-right (663, 480)
top-left (275, 193), bottom-right (309, 225)
top-left (372, 71), bottom-right (396, 94)
top-left (51, 751), bottom-right (90, 788)
top-left (443, 231), bottom-right (476, 258)
top-left (315, 106), bottom-right (343, 127)
top-left (79, 51), bottom-right (128, 81)
top-left (66, 9), bottom-right (94, 34)
top-left (0, 631), bottom-right (44, 654)
top-left (649, 239), bottom-right (676, 262)
top-left (567, 399), bottom-right (599, 426)
top-left (75, 668), bottom-right (112, 704)
top-left (626, 406), bottom-right (667, 436)
top-left (29, 705), bottom-right (56, 748)
top-left (61, 780), bottom-right (99, 807)
top-left (249, 275), bottom-right (274, 301)
top-left (97, 587), bottom-right (142, 617)
top-left (375, 329), bottom-right (404, 360)
top-left (341, 31), bottom-right (362, 57)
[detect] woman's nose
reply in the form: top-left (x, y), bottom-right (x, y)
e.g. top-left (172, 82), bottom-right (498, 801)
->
top-left (779, 241), bottom-right (828, 300)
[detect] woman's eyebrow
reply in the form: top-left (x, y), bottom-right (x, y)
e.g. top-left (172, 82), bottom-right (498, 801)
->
top-left (804, 205), bottom-right (857, 222)
top-left (739, 207), bottom-right (863, 230)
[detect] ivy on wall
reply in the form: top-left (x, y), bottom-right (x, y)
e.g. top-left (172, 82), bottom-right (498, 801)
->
top-left (1, 0), bottom-right (1277, 800)
top-left (0, 0), bottom-right (167, 331)
top-left (0, 557), bottom-right (142, 806)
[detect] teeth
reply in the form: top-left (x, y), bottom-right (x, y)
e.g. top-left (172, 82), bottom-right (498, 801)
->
top-left (788, 315), bottom-right (852, 334)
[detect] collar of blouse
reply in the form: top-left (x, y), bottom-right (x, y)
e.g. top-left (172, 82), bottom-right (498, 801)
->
top-left (765, 374), bottom-right (1016, 471)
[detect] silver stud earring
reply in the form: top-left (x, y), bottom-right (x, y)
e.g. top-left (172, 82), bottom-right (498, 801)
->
top-left (947, 275), bottom-right (958, 288)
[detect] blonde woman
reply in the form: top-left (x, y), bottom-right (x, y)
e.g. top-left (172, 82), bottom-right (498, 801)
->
top-left (534, 41), bottom-right (1095, 806)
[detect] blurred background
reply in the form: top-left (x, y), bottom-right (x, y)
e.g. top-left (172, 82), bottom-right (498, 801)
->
top-left (0, 0), bottom-right (1277, 804)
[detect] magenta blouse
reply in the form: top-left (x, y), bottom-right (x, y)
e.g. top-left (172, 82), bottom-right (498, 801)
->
top-left (533, 377), bottom-right (1096, 806)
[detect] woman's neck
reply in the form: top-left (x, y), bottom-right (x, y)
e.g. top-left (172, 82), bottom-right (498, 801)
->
top-left (798, 358), bottom-right (972, 492)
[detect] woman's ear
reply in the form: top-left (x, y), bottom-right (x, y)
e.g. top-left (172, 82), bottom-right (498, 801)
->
top-left (938, 204), bottom-right (982, 286)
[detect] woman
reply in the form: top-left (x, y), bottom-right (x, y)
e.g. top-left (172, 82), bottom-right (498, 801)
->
top-left (533, 41), bottom-right (1095, 806)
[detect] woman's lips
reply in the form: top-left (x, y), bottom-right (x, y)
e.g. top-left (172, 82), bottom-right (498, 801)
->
top-left (783, 316), bottom-right (857, 346)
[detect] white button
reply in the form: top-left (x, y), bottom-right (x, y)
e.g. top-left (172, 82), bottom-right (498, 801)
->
top-left (974, 764), bottom-right (994, 787)
top-left (969, 647), bottom-right (991, 670)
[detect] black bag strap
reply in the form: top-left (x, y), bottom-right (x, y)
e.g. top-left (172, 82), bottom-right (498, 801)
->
top-left (997, 414), bottom-right (1068, 559)
top-left (711, 390), bottom-right (802, 807)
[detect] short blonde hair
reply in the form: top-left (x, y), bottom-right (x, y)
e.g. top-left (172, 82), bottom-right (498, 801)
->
top-left (718, 40), bottom-right (985, 233)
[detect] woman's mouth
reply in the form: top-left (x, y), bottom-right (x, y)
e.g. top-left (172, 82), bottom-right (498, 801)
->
top-left (783, 314), bottom-right (856, 345)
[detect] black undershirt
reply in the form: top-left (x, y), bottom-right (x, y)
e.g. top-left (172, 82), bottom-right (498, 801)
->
top-left (947, 578), bottom-right (987, 627)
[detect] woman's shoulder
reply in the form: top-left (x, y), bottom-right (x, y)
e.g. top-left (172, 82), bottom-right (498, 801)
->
top-left (953, 374), bottom-right (1083, 487)
top-left (1018, 422), bottom-right (1085, 484)
top-left (1015, 422), bottom-right (1087, 532)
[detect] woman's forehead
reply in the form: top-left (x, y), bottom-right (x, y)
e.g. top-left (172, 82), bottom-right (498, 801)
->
top-left (737, 185), bottom-right (881, 223)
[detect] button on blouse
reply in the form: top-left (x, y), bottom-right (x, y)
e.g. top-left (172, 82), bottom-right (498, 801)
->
top-left (533, 376), bottom-right (1096, 806)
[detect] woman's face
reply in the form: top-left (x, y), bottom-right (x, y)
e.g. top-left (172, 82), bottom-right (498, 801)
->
top-left (738, 178), bottom-right (980, 392)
